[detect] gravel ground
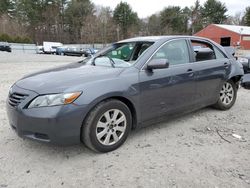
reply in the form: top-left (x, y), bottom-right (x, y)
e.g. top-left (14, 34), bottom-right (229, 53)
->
top-left (0, 52), bottom-right (250, 188)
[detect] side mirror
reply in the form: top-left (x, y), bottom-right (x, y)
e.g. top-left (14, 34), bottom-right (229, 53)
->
top-left (147, 59), bottom-right (169, 70)
top-left (241, 74), bottom-right (250, 90)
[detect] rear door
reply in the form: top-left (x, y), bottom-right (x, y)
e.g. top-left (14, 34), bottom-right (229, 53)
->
top-left (139, 39), bottom-right (196, 122)
top-left (189, 39), bottom-right (231, 106)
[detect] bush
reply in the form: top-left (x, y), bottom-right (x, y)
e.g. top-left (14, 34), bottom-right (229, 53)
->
top-left (0, 33), bottom-right (33, 43)
top-left (21, 36), bottom-right (33, 43)
top-left (0, 33), bottom-right (12, 42)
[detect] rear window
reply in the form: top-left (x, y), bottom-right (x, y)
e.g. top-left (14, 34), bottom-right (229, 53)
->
top-left (191, 40), bottom-right (225, 61)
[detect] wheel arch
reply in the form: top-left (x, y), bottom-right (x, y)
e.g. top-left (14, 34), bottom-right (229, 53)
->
top-left (82, 95), bottom-right (138, 131)
top-left (229, 75), bottom-right (242, 88)
top-left (110, 96), bottom-right (137, 129)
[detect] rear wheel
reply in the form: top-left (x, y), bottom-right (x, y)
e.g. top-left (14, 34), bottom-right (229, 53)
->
top-left (213, 80), bottom-right (237, 110)
top-left (82, 99), bottom-right (132, 152)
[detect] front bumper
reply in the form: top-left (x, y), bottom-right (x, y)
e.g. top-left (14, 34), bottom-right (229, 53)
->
top-left (6, 84), bottom-right (88, 145)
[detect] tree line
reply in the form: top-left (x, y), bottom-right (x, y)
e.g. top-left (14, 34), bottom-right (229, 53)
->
top-left (0, 0), bottom-right (250, 44)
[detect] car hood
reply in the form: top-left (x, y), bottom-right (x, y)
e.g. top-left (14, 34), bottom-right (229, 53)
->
top-left (15, 62), bottom-right (125, 94)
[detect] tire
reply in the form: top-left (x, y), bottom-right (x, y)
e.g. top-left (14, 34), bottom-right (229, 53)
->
top-left (82, 99), bottom-right (132, 152)
top-left (213, 80), bottom-right (237, 110)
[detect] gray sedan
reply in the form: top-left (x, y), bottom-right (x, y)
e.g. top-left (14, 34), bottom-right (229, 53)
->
top-left (6, 36), bottom-right (244, 152)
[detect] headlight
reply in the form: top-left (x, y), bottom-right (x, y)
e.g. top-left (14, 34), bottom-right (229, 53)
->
top-left (238, 57), bottom-right (249, 63)
top-left (28, 92), bottom-right (82, 108)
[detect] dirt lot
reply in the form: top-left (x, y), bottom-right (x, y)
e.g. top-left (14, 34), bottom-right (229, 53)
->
top-left (0, 52), bottom-right (250, 188)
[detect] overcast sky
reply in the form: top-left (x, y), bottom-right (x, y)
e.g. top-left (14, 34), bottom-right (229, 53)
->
top-left (92, 0), bottom-right (249, 18)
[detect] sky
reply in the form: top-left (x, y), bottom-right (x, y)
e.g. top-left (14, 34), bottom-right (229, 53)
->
top-left (91, 0), bottom-right (249, 18)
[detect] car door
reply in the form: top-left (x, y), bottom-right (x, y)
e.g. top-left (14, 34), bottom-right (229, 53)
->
top-left (189, 39), bottom-right (231, 106)
top-left (139, 39), bottom-right (197, 122)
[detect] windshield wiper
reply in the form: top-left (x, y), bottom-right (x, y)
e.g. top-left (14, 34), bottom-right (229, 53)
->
top-left (91, 55), bottom-right (115, 68)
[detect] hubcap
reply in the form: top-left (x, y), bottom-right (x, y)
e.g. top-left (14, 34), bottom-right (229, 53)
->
top-left (220, 82), bottom-right (234, 105)
top-left (96, 109), bottom-right (127, 146)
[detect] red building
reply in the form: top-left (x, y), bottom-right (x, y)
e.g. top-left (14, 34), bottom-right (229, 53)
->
top-left (194, 24), bottom-right (250, 50)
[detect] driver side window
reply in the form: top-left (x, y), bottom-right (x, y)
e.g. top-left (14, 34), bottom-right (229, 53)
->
top-left (152, 39), bottom-right (190, 66)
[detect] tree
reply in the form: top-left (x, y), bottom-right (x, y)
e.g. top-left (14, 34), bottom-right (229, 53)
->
top-left (160, 6), bottom-right (186, 34)
top-left (97, 7), bottom-right (116, 43)
top-left (39, 0), bottom-right (69, 42)
top-left (147, 14), bottom-right (161, 35)
top-left (113, 2), bottom-right (139, 39)
top-left (65, 0), bottom-right (94, 43)
top-left (182, 7), bottom-right (191, 34)
top-left (0, 0), bottom-right (13, 15)
top-left (244, 7), bottom-right (250, 26)
top-left (226, 12), bottom-right (244, 25)
top-left (201, 0), bottom-right (228, 26)
top-left (190, 0), bottom-right (203, 34)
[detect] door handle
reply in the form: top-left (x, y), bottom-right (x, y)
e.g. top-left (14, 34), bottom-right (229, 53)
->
top-left (224, 62), bottom-right (229, 68)
top-left (187, 69), bottom-right (194, 77)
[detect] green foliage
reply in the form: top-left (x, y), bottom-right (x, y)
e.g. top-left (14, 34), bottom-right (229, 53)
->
top-left (0, 33), bottom-right (12, 42)
top-left (201, 0), bottom-right (228, 25)
top-left (15, 0), bottom-right (44, 25)
top-left (97, 7), bottom-right (117, 43)
top-left (0, 33), bottom-right (33, 43)
top-left (1, 0), bottom-right (248, 43)
top-left (190, 0), bottom-right (203, 34)
top-left (244, 7), bottom-right (250, 26)
top-left (160, 6), bottom-right (187, 34)
top-left (182, 7), bottom-right (192, 34)
top-left (113, 2), bottom-right (139, 38)
top-left (65, 0), bottom-right (94, 42)
top-left (148, 14), bottom-right (161, 35)
top-left (21, 36), bottom-right (33, 43)
top-left (0, 0), bottom-right (13, 15)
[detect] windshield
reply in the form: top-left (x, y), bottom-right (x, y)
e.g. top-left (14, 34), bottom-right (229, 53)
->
top-left (82, 41), bottom-right (154, 68)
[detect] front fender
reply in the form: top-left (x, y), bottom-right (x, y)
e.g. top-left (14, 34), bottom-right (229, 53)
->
top-left (228, 60), bottom-right (244, 81)
top-left (72, 68), bottom-right (141, 126)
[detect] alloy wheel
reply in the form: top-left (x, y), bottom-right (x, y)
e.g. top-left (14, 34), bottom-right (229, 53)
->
top-left (220, 82), bottom-right (234, 105)
top-left (96, 109), bottom-right (127, 146)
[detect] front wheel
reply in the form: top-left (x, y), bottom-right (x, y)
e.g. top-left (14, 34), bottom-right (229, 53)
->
top-left (81, 99), bottom-right (132, 152)
top-left (213, 80), bottom-right (237, 110)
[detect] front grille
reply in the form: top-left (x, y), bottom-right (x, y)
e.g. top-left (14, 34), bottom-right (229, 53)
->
top-left (8, 92), bottom-right (28, 107)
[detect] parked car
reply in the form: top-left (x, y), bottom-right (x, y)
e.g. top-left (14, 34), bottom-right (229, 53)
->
top-left (56, 46), bottom-right (88, 57)
top-left (56, 46), bottom-right (98, 57)
top-left (64, 46), bottom-right (84, 56)
top-left (56, 46), bottom-right (68, 55)
top-left (238, 56), bottom-right (250, 74)
top-left (85, 48), bottom-right (98, 56)
top-left (64, 46), bottom-right (90, 57)
top-left (36, 45), bottom-right (44, 54)
top-left (239, 55), bottom-right (250, 89)
top-left (241, 73), bottom-right (250, 89)
top-left (0, 42), bottom-right (11, 52)
top-left (6, 36), bottom-right (244, 152)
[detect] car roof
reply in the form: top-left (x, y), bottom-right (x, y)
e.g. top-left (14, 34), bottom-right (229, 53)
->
top-left (118, 35), bottom-right (209, 43)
